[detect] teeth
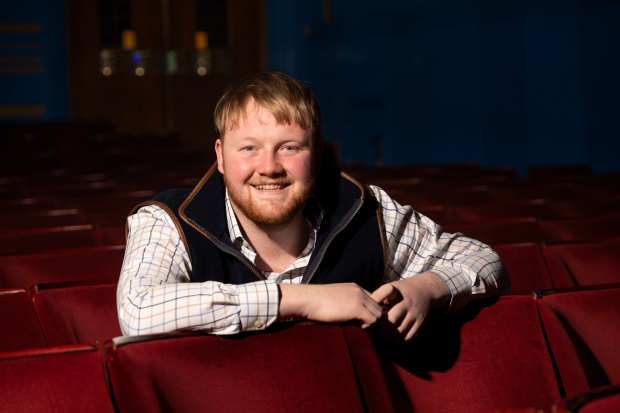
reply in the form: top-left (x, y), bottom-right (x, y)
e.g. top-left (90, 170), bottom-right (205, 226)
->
top-left (254, 184), bottom-right (285, 190)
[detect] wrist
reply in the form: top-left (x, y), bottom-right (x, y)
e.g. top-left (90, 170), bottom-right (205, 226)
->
top-left (278, 284), bottom-right (311, 320)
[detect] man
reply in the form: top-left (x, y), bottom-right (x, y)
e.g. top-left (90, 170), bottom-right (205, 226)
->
top-left (117, 71), bottom-right (504, 341)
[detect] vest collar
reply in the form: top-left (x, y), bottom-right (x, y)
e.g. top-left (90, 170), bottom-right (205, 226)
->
top-left (178, 162), bottom-right (366, 261)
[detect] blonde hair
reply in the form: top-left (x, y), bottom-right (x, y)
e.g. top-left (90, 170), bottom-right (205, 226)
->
top-left (214, 71), bottom-right (321, 142)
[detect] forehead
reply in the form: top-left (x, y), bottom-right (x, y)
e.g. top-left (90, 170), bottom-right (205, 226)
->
top-left (223, 100), bottom-right (311, 141)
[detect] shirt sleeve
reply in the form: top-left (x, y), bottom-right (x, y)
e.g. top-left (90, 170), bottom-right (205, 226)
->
top-left (116, 204), bottom-right (280, 336)
top-left (368, 185), bottom-right (506, 309)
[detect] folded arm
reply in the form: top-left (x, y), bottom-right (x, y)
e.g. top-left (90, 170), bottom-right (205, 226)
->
top-left (368, 185), bottom-right (506, 339)
top-left (116, 205), bottom-right (279, 336)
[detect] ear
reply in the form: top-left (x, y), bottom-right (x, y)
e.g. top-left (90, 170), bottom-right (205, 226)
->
top-left (214, 138), bottom-right (224, 174)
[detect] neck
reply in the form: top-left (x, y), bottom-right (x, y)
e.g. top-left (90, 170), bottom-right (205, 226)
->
top-left (233, 208), bottom-right (310, 273)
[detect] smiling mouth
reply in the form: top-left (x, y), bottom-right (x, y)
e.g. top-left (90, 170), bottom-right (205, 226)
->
top-left (251, 183), bottom-right (289, 191)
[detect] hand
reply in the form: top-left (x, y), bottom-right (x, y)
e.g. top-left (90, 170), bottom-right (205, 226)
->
top-left (279, 283), bottom-right (383, 328)
top-left (371, 272), bottom-right (450, 341)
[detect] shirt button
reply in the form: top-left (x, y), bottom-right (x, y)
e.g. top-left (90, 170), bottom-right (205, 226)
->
top-left (254, 320), bottom-right (265, 329)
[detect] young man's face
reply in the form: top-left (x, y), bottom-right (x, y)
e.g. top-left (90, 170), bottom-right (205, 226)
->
top-left (215, 99), bottom-right (314, 227)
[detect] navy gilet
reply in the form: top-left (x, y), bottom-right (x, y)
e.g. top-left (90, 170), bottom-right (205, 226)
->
top-left (134, 163), bottom-right (386, 291)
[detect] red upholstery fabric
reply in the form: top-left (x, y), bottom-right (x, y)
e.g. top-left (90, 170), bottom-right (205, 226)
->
top-left (0, 225), bottom-right (98, 255)
top-left (539, 214), bottom-right (620, 243)
top-left (106, 324), bottom-right (393, 413)
top-left (446, 218), bottom-right (544, 245)
top-left (542, 240), bottom-right (620, 289)
top-left (0, 289), bottom-right (46, 352)
top-left (495, 243), bottom-right (552, 294)
top-left (0, 345), bottom-right (115, 412)
top-left (32, 283), bottom-right (121, 346)
top-left (0, 209), bottom-right (84, 230)
top-left (97, 226), bottom-right (125, 245)
top-left (538, 288), bottom-right (620, 397)
top-left (341, 325), bottom-right (397, 412)
top-left (377, 296), bottom-right (561, 413)
top-left (555, 386), bottom-right (620, 413)
top-left (0, 245), bottom-right (124, 289)
top-left (576, 394), bottom-right (620, 413)
top-left (444, 203), bottom-right (540, 223)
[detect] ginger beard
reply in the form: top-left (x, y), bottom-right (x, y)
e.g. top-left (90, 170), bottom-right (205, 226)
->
top-left (224, 173), bottom-right (314, 227)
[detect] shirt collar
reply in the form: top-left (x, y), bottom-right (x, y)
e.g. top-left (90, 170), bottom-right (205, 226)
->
top-left (224, 189), bottom-right (323, 256)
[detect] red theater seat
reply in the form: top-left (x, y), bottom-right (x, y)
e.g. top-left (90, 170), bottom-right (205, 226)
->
top-left (379, 296), bottom-right (561, 413)
top-left (538, 288), bottom-right (620, 398)
top-left (540, 214), bottom-right (620, 243)
top-left (542, 240), bottom-right (620, 289)
top-left (0, 289), bottom-right (46, 352)
top-left (0, 225), bottom-right (98, 255)
top-left (446, 218), bottom-right (544, 245)
top-left (0, 345), bottom-right (115, 412)
top-left (32, 283), bottom-right (120, 346)
top-left (97, 226), bottom-right (125, 245)
top-left (0, 209), bottom-right (84, 230)
top-left (105, 324), bottom-right (395, 413)
top-left (555, 386), bottom-right (620, 413)
top-left (494, 243), bottom-right (552, 293)
top-left (0, 245), bottom-right (124, 289)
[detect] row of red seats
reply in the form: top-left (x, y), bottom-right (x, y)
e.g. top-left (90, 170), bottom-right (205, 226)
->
top-left (2, 238), bottom-right (620, 294)
top-left (1, 286), bottom-right (619, 412)
top-left (0, 212), bottom-right (617, 253)
top-left (0, 226), bottom-right (123, 256)
top-left (498, 239), bottom-right (620, 293)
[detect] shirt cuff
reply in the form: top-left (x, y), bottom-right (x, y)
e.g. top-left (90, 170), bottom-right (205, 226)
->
top-left (238, 280), bottom-right (280, 331)
top-left (428, 267), bottom-right (468, 309)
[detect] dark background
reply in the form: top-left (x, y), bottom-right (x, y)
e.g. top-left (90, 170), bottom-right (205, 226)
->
top-left (1, 0), bottom-right (619, 174)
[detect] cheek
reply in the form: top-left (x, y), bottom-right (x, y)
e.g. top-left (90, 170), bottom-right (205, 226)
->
top-left (284, 154), bottom-right (313, 184)
top-left (223, 151), bottom-right (255, 183)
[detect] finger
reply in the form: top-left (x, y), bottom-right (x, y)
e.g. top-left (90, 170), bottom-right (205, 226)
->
top-left (359, 306), bottom-right (379, 328)
top-left (404, 317), bottom-right (425, 341)
top-left (397, 313), bottom-right (416, 335)
top-left (370, 283), bottom-right (394, 303)
top-left (386, 301), bottom-right (408, 325)
top-left (363, 299), bottom-right (383, 320)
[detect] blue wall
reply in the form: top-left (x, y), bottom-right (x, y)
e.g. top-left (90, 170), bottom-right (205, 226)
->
top-left (0, 0), bottom-right (69, 122)
top-left (267, 0), bottom-right (620, 173)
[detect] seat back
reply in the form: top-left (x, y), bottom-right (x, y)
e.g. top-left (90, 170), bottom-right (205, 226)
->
top-left (32, 283), bottom-right (121, 346)
top-left (446, 218), bottom-right (544, 245)
top-left (543, 240), bottom-right (620, 289)
top-left (0, 225), bottom-right (98, 255)
top-left (0, 209), bottom-right (84, 230)
top-left (495, 243), bottom-right (552, 294)
top-left (0, 245), bottom-right (124, 289)
top-left (105, 324), bottom-right (394, 413)
top-left (555, 387), bottom-right (620, 413)
top-left (0, 289), bottom-right (46, 352)
top-left (539, 214), bottom-right (620, 243)
top-left (538, 288), bottom-right (620, 398)
top-left (0, 345), bottom-right (115, 412)
top-left (379, 296), bottom-right (561, 413)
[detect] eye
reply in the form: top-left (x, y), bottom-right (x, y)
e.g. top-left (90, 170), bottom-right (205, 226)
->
top-left (240, 145), bottom-right (255, 152)
top-left (280, 144), bottom-right (301, 153)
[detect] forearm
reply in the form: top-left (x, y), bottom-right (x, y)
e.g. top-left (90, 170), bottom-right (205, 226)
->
top-left (424, 233), bottom-right (505, 308)
top-left (119, 205), bottom-right (280, 336)
top-left (367, 184), bottom-right (504, 309)
top-left (117, 278), bottom-right (279, 336)
top-left (278, 283), bottom-right (382, 327)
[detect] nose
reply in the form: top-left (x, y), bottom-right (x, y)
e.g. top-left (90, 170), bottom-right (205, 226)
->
top-left (256, 150), bottom-right (284, 177)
